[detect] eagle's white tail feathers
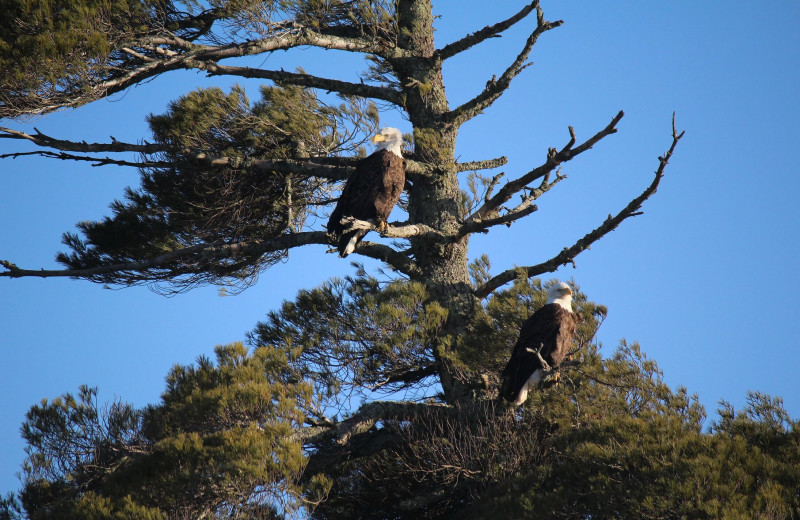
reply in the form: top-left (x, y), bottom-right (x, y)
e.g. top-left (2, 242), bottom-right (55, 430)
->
top-left (340, 229), bottom-right (367, 257)
top-left (343, 234), bottom-right (359, 256)
top-left (514, 369), bottom-right (544, 406)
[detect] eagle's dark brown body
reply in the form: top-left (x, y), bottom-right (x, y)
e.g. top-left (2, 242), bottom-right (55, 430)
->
top-left (327, 148), bottom-right (405, 257)
top-left (500, 303), bottom-right (577, 403)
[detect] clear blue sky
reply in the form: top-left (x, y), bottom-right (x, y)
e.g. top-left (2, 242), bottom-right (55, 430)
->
top-left (2, 2), bottom-right (799, 495)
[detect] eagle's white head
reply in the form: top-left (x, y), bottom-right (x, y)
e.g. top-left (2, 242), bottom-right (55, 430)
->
top-left (546, 282), bottom-right (573, 312)
top-left (371, 127), bottom-right (404, 156)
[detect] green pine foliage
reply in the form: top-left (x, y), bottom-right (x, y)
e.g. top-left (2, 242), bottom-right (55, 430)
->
top-left (249, 272), bottom-right (448, 405)
top-left (463, 345), bottom-right (800, 519)
top-left (464, 277), bottom-right (607, 383)
top-left (56, 83), bottom-right (379, 292)
top-left (0, 0), bottom-right (184, 116)
top-left (0, 0), bottom-right (395, 118)
top-left (3, 343), bottom-right (322, 519)
top-left (4, 279), bottom-right (800, 519)
top-left (2, 1), bottom-right (797, 518)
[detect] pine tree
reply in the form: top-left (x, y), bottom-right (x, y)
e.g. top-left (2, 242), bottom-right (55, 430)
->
top-left (6, 2), bottom-right (793, 519)
top-left (0, 0), bottom-right (680, 405)
top-left (5, 284), bottom-right (799, 518)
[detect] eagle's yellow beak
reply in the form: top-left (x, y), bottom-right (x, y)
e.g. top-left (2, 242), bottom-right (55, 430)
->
top-left (371, 133), bottom-right (387, 144)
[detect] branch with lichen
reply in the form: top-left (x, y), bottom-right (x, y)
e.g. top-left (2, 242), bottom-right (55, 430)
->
top-left (334, 216), bottom-right (444, 240)
top-left (475, 115), bottom-right (684, 299)
top-left (455, 156), bottom-right (508, 173)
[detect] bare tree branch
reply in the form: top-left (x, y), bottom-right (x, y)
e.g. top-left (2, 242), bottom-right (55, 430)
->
top-left (1, 227), bottom-right (425, 282)
top-left (188, 155), bottom-right (356, 181)
top-left (0, 232), bottom-right (330, 281)
top-left (297, 400), bottom-right (454, 447)
top-left (458, 203), bottom-right (538, 238)
top-left (0, 150), bottom-right (171, 169)
top-left (475, 115), bottom-right (684, 299)
top-left (443, 5), bottom-right (563, 127)
top-left (435, 1), bottom-right (539, 61)
top-left (366, 364), bottom-right (439, 392)
top-left (4, 27), bottom-right (403, 118)
top-left (0, 126), bottom-right (166, 154)
top-left (342, 241), bottom-right (420, 277)
top-left (0, 127), bottom-right (360, 180)
top-left (458, 168), bottom-right (566, 238)
top-left (0, 126), bottom-right (439, 184)
top-left (190, 62), bottom-right (403, 106)
top-left (336, 216), bottom-right (444, 240)
top-left (466, 111), bottom-right (624, 222)
top-left (455, 156), bottom-right (507, 173)
top-left (1, 147), bottom-right (356, 181)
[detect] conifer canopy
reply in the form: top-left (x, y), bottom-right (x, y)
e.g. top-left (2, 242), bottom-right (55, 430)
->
top-left (3, 1), bottom-right (796, 519)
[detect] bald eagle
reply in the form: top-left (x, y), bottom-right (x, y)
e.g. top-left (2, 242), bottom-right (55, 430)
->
top-left (500, 282), bottom-right (577, 406)
top-left (327, 127), bottom-right (406, 257)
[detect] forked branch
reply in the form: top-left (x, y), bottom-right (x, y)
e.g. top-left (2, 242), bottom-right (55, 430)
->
top-left (475, 115), bottom-right (684, 299)
top-left (458, 168), bottom-right (566, 238)
top-left (466, 111), bottom-right (624, 222)
top-left (435, 1), bottom-right (539, 61)
top-left (444, 4), bottom-right (563, 127)
top-left (458, 203), bottom-right (538, 238)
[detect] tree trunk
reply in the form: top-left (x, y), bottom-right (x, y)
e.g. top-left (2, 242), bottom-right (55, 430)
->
top-left (395, 0), bottom-right (476, 402)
